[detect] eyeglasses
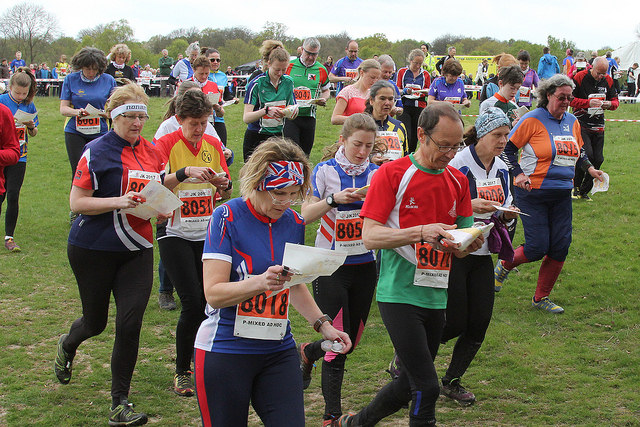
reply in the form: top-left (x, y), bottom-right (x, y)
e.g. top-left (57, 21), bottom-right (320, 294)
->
top-left (348, 50), bottom-right (359, 54)
top-left (120, 113), bottom-right (150, 122)
top-left (426, 134), bottom-right (465, 153)
top-left (209, 58), bottom-right (221, 62)
top-left (303, 49), bottom-right (319, 57)
top-left (552, 94), bottom-right (574, 102)
top-left (267, 190), bottom-right (303, 206)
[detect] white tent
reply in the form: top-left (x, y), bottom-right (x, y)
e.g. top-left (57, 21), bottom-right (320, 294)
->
top-left (612, 40), bottom-right (640, 70)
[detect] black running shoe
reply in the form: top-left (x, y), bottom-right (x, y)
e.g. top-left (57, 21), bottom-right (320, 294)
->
top-left (54, 334), bottom-right (74, 384)
top-left (108, 400), bottom-right (148, 426)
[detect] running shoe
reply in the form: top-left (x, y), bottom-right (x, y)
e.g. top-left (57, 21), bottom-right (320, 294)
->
top-left (441, 378), bottom-right (476, 406)
top-left (108, 400), bottom-right (148, 426)
top-left (494, 260), bottom-right (511, 292)
top-left (322, 415), bottom-right (338, 427)
top-left (580, 194), bottom-right (593, 202)
top-left (386, 352), bottom-right (401, 380)
top-left (298, 342), bottom-right (314, 390)
top-left (173, 372), bottom-right (194, 396)
top-left (332, 413), bottom-right (355, 426)
top-left (54, 334), bottom-right (74, 384)
top-left (4, 238), bottom-right (20, 252)
top-left (571, 188), bottom-right (580, 199)
top-left (531, 296), bottom-right (564, 314)
top-left (158, 292), bottom-right (177, 310)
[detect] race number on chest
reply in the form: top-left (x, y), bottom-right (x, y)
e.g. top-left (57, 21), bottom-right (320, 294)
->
top-left (334, 210), bottom-right (366, 255)
top-left (75, 116), bottom-right (101, 135)
top-left (178, 188), bottom-right (213, 230)
top-left (126, 170), bottom-right (161, 193)
top-left (476, 178), bottom-right (505, 204)
top-left (552, 135), bottom-right (579, 167)
top-left (235, 286), bottom-right (290, 340)
top-left (414, 242), bottom-right (451, 288)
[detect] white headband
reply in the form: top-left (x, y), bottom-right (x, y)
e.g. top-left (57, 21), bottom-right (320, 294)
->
top-left (110, 103), bottom-right (148, 119)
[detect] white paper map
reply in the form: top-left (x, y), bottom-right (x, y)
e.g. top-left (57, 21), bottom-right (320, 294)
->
top-left (591, 172), bottom-right (609, 195)
top-left (120, 179), bottom-right (182, 220)
top-left (13, 109), bottom-right (37, 124)
top-left (84, 103), bottom-right (103, 118)
top-left (280, 243), bottom-right (347, 289)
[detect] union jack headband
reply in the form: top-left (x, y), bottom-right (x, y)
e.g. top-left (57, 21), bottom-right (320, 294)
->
top-left (257, 161), bottom-right (305, 191)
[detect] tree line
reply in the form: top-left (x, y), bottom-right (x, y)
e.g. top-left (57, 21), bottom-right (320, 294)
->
top-left (0, 2), bottom-right (613, 74)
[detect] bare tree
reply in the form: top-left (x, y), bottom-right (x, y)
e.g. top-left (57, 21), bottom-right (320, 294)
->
top-left (0, 2), bottom-right (59, 64)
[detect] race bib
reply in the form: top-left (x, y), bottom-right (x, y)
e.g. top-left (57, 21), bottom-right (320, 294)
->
top-left (519, 86), bottom-right (531, 103)
top-left (126, 170), bottom-right (161, 193)
top-left (293, 86), bottom-right (312, 107)
top-left (405, 83), bottom-right (422, 99)
top-left (261, 100), bottom-right (286, 128)
top-left (15, 124), bottom-right (26, 146)
top-left (413, 243), bottom-right (451, 288)
top-left (334, 210), bottom-right (367, 255)
top-left (553, 135), bottom-right (579, 167)
top-left (345, 68), bottom-right (358, 80)
top-left (75, 116), bottom-right (101, 135)
top-left (178, 188), bottom-right (213, 231)
top-left (444, 96), bottom-right (461, 104)
top-left (235, 284), bottom-right (290, 340)
top-left (476, 178), bottom-right (505, 204)
top-left (587, 93), bottom-right (606, 116)
top-left (377, 131), bottom-right (403, 160)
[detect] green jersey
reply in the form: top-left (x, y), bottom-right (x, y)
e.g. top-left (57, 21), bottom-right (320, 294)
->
top-left (285, 58), bottom-right (330, 118)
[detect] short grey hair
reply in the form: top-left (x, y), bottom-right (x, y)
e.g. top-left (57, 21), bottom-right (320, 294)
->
top-left (303, 37), bottom-right (321, 50)
top-left (536, 74), bottom-right (575, 109)
top-left (186, 41), bottom-right (200, 56)
top-left (377, 54), bottom-right (395, 69)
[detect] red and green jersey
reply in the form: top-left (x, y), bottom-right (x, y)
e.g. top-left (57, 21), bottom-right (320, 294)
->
top-left (285, 58), bottom-right (330, 118)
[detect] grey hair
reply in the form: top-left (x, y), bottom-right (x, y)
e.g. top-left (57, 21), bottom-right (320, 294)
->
top-left (186, 41), bottom-right (200, 56)
top-left (536, 74), bottom-right (575, 109)
top-left (303, 37), bottom-right (321, 50)
top-left (377, 54), bottom-right (395, 69)
top-left (408, 48), bottom-right (425, 63)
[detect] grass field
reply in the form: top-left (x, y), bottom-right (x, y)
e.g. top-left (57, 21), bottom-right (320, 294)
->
top-left (0, 94), bottom-right (639, 426)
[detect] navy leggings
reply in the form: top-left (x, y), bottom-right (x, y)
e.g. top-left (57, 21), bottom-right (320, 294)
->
top-left (195, 347), bottom-right (305, 427)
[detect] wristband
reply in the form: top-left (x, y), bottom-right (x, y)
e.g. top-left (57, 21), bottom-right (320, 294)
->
top-left (176, 167), bottom-right (187, 182)
top-left (265, 106), bottom-right (270, 116)
top-left (313, 314), bottom-right (332, 332)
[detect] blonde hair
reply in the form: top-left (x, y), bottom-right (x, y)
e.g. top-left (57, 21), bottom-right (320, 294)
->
top-left (492, 53), bottom-right (517, 69)
top-left (110, 44), bottom-right (132, 63)
top-left (358, 58), bottom-right (381, 78)
top-left (9, 67), bottom-right (37, 104)
top-left (240, 138), bottom-right (311, 199)
top-left (259, 40), bottom-right (289, 70)
top-left (105, 83), bottom-right (148, 116)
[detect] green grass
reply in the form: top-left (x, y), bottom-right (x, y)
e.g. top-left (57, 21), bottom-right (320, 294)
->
top-left (0, 95), bottom-right (639, 426)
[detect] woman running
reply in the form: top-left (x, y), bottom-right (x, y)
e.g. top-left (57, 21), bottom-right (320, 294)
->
top-left (299, 113), bottom-right (380, 425)
top-left (194, 138), bottom-right (351, 427)
top-left (0, 67), bottom-right (38, 252)
top-left (155, 89), bottom-right (231, 397)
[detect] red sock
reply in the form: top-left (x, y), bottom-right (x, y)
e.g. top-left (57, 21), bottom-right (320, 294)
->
top-left (502, 246), bottom-right (528, 271)
top-left (534, 256), bottom-right (564, 301)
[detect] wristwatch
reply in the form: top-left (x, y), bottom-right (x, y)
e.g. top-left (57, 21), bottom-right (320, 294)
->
top-left (313, 314), bottom-right (333, 332)
top-left (326, 193), bottom-right (338, 208)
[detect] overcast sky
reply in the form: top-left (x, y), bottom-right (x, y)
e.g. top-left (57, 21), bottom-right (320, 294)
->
top-left (6, 0), bottom-right (639, 52)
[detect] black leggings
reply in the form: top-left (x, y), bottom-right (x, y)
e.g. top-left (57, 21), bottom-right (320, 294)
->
top-left (283, 116), bottom-right (316, 156)
top-left (243, 129), bottom-right (272, 162)
top-left (352, 302), bottom-right (445, 427)
top-left (158, 237), bottom-right (206, 373)
top-left (304, 262), bottom-right (377, 418)
top-left (0, 161), bottom-right (26, 237)
top-left (64, 245), bottom-right (153, 401)
top-left (213, 121), bottom-right (228, 145)
top-left (441, 254), bottom-right (494, 381)
top-left (65, 132), bottom-right (99, 181)
top-left (195, 347), bottom-right (305, 427)
top-left (574, 129), bottom-right (605, 196)
top-left (398, 105), bottom-right (424, 154)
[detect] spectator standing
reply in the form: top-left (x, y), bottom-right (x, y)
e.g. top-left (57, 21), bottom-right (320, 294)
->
top-left (131, 60), bottom-right (140, 78)
top-left (0, 59), bottom-right (10, 79)
top-left (105, 44), bottom-right (135, 82)
top-left (570, 57), bottom-right (619, 201)
top-left (421, 43), bottom-right (437, 75)
top-left (627, 63), bottom-right (639, 97)
top-left (55, 55), bottom-right (69, 77)
top-left (323, 56), bottom-right (334, 73)
top-left (171, 42), bottom-right (200, 84)
top-left (476, 59), bottom-right (488, 86)
top-left (158, 49), bottom-right (174, 97)
top-left (537, 47), bottom-right (560, 79)
top-left (329, 40), bottom-right (363, 95)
